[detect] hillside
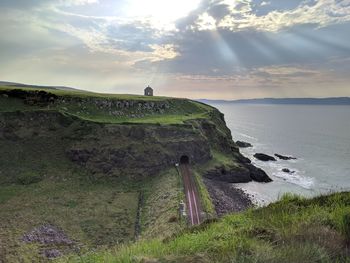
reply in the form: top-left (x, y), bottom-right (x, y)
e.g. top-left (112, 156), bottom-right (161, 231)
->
top-left (0, 81), bottom-right (80, 92)
top-left (0, 86), bottom-right (270, 261)
top-left (62, 192), bottom-right (350, 263)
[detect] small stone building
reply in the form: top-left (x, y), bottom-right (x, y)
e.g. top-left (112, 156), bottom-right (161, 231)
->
top-left (144, 86), bottom-right (153, 96)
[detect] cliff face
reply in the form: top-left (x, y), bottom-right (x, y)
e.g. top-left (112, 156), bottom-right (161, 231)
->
top-left (0, 106), bottom-right (271, 183)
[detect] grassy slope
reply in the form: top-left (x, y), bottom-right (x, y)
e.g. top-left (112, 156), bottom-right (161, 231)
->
top-left (0, 86), bottom-right (213, 125)
top-left (61, 192), bottom-right (350, 263)
top-left (0, 85), bottom-right (190, 261)
top-left (0, 165), bottom-right (183, 262)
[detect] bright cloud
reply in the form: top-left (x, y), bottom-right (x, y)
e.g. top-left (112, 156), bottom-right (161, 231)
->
top-left (213, 0), bottom-right (350, 32)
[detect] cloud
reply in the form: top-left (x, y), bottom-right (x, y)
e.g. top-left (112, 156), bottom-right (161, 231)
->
top-left (190, 0), bottom-right (350, 32)
top-left (195, 12), bottom-right (217, 30)
top-left (0, 0), bottom-right (350, 99)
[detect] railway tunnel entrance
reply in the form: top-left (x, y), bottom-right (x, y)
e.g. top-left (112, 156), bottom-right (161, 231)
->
top-left (180, 155), bottom-right (189, 165)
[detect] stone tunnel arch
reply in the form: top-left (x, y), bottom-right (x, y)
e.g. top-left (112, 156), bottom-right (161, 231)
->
top-left (180, 155), bottom-right (190, 165)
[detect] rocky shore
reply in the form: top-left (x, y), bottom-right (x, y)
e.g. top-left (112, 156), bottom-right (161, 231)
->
top-left (203, 178), bottom-right (253, 216)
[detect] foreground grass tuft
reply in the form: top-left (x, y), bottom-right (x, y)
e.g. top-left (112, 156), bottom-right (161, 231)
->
top-left (61, 192), bottom-right (350, 263)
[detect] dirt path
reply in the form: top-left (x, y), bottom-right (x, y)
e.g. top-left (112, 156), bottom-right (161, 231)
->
top-left (180, 164), bottom-right (201, 225)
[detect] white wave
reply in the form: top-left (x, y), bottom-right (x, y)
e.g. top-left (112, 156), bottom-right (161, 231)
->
top-left (237, 132), bottom-right (258, 141)
top-left (273, 170), bottom-right (315, 190)
top-left (250, 158), bottom-right (315, 190)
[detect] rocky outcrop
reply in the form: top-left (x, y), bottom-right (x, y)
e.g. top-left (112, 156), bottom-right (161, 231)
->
top-left (282, 168), bottom-right (295, 174)
top-left (275, 154), bottom-right (297, 160)
top-left (236, 141), bottom-right (252, 148)
top-left (254, 153), bottom-right (277, 162)
top-left (204, 162), bottom-right (272, 183)
top-left (2, 89), bottom-right (58, 106)
top-left (66, 124), bottom-right (212, 178)
top-left (246, 164), bottom-right (272, 182)
top-left (204, 165), bottom-right (251, 183)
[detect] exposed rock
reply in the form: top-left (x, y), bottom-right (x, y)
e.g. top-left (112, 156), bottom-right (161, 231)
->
top-left (204, 163), bottom-right (272, 183)
top-left (204, 165), bottom-right (251, 183)
top-left (43, 249), bottom-right (62, 259)
top-left (67, 122), bottom-right (212, 178)
top-left (236, 141), bottom-right (252, 148)
top-left (254, 153), bottom-right (276, 162)
top-left (22, 224), bottom-right (74, 245)
top-left (203, 178), bottom-right (253, 216)
top-left (245, 164), bottom-right (273, 182)
top-left (3, 89), bottom-right (58, 106)
top-left (275, 154), bottom-right (297, 160)
top-left (282, 168), bottom-right (295, 174)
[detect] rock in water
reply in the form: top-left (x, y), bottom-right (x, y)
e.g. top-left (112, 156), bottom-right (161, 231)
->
top-left (282, 168), bottom-right (295, 174)
top-left (275, 154), bottom-right (297, 160)
top-left (236, 141), bottom-right (253, 148)
top-left (254, 153), bottom-right (277, 162)
top-left (246, 164), bottom-right (273, 182)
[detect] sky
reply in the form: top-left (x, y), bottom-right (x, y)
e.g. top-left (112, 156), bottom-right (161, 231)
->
top-left (0, 0), bottom-right (350, 99)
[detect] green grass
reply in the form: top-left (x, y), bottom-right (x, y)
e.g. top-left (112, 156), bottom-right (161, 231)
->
top-left (193, 171), bottom-right (216, 217)
top-left (141, 168), bottom-right (185, 239)
top-left (0, 86), bottom-right (213, 125)
top-left (0, 114), bottom-right (186, 261)
top-left (0, 86), bottom-right (171, 101)
top-left (60, 192), bottom-right (350, 263)
top-left (194, 150), bottom-right (240, 178)
top-left (0, 175), bottom-right (141, 261)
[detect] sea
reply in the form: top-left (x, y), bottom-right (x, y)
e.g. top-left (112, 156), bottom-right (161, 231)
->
top-left (208, 103), bottom-right (350, 205)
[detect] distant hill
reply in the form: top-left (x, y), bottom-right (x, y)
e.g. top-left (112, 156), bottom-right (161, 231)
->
top-left (0, 81), bottom-right (80, 92)
top-left (199, 97), bottom-right (350, 105)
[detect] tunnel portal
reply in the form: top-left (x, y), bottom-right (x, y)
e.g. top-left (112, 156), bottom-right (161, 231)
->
top-left (180, 155), bottom-right (189, 164)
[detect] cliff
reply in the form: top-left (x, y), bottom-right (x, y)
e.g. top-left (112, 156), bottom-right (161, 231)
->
top-left (0, 87), bottom-right (271, 183)
top-left (0, 86), bottom-right (271, 261)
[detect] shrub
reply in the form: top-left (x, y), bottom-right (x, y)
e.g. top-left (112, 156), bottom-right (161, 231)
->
top-left (342, 212), bottom-right (350, 241)
top-left (17, 172), bottom-right (43, 185)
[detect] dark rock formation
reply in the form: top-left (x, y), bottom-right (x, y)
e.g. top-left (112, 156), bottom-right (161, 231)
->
top-left (22, 224), bottom-right (73, 245)
top-left (43, 249), bottom-right (62, 259)
top-left (246, 164), bottom-right (273, 182)
top-left (236, 141), bottom-right (253, 148)
top-left (66, 123), bottom-right (212, 178)
top-left (254, 153), bottom-right (276, 162)
top-left (282, 168), bottom-right (295, 174)
top-left (3, 89), bottom-right (58, 106)
top-left (204, 162), bottom-right (272, 183)
top-left (204, 165), bottom-right (251, 183)
top-left (275, 154), bottom-right (297, 160)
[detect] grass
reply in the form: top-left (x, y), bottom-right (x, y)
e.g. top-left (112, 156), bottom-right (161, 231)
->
top-left (60, 191), bottom-right (350, 263)
top-left (193, 171), bottom-right (216, 217)
top-left (0, 111), bottom-right (186, 261)
top-left (195, 150), bottom-right (240, 178)
top-left (140, 168), bottom-right (185, 239)
top-left (0, 86), bottom-right (171, 101)
top-left (0, 86), bottom-right (213, 125)
top-left (0, 165), bottom-right (185, 262)
top-left (0, 175), bottom-right (141, 261)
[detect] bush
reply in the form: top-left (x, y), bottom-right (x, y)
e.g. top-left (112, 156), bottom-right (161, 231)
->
top-left (342, 212), bottom-right (350, 241)
top-left (17, 172), bottom-right (43, 185)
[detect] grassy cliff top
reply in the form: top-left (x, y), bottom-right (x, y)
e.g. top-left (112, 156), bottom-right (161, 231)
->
top-left (0, 86), bottom-right (214, 124)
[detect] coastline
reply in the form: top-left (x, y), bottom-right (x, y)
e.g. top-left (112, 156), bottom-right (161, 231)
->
top-left (203, 178), bottom-right (253, 216)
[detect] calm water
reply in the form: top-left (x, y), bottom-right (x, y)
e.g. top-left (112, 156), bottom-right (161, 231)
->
top-left (209, 103), bottom-right (350, 205)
